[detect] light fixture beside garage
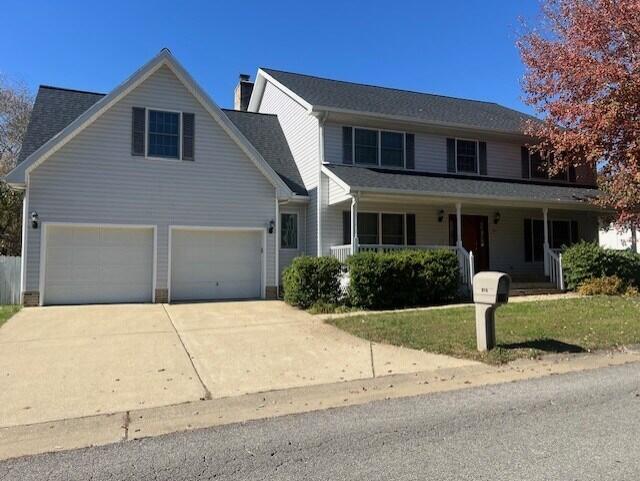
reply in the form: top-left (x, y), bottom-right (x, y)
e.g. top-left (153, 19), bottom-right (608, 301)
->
top-left (268, 219), bottom-right (275, 234)
top-left (494, 211), bottom-right (501, 224)
top-left (30, 211), bottom-right (39, 229)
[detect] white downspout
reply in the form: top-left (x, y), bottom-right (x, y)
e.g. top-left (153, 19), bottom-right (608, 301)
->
top-left (455, 202), bottom-right (463, 248)
top-left (543, 207), bottom-right (550, 275)
top-left (19, 181), bottom-right (29, 301)
top-left (317, 112), bottom-right (328, 257)
top-left (275, 192), bottom-right (280, 295)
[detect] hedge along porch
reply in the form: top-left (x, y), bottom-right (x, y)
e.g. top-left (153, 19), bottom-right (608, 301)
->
top-left (323, 193), bottom-right (600, 288)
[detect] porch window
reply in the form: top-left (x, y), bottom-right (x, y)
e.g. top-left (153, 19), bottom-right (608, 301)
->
top-left (280, 213), bottom-right (298, 249)
top-left (358, 213), bottom-right (379, 244)
top-left (524, 218), bottom-right (579, 262)
top-left (456, 139), bottom-right (478, 173)
top-left (342, 212), bottom-right (416, 245)
top-left (354, 128), bottom-right (379, 165)
top-left (381, 213), bottom-right (404, 245)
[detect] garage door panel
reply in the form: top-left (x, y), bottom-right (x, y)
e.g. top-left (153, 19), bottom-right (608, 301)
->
top-left (171, 229), bottom-right (263, 302)
top-left (44, 225), bottom-right (154, 305)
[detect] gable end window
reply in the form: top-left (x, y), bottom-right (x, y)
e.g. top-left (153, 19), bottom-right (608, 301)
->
top-left (131, 107), bottom-right (195, 161)
top-left (344, 127), bottom-right (409, 168)
top-left (148, 110), bottom-right (180, 158)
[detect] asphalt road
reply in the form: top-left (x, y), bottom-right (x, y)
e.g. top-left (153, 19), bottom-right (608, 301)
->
top-left (2, 362), bottom-right (640, 480)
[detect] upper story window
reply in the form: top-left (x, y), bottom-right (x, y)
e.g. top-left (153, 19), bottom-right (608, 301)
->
top-left (381, 132), bottom-right (404, 167)
top-left (131, 107), bottom-right (195, 161)
top-left (354, 128), bottom-right (379, 165)
top-left (148, 110), bottom-right (180, 159)
top-left (456, 139), bottom-right (478, 173)
top-left (343, 126), bottom-right (414, 169)
top-left (529, 151), bottom-right (570, 181)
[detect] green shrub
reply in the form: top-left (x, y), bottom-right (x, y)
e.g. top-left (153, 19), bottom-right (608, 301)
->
top-left (282, 256), bottom-right (342, 309)
top-left (346, 249), bottom-right (459, 310)
top-left (577, 276), bottom-right (625, 296)
top-left (563, 242), bottom-right (640, 290)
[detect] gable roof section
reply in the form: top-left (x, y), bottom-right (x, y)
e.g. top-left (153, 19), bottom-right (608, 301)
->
top-left (17, 86), bottom-right (106, 163)
top-left (256, 68), bottom-right (540, 135)
top-left (6, 50), bottom-right (295, 198)
top-left (324, 164), bottom-right (600, 208)
top-left (222, 110), bottom-right (306, 196)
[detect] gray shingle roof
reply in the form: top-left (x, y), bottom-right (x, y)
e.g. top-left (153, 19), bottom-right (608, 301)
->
top-left (222, 110), bottom-right (306, 195)
top-left (17, 86), bottom-right (307, 195)
top-left (325, 164), bottom-right (600, 205)
top-left (262, 68), bottom-right (539, 134)
top-left (17, 86), bottom-right (106, 163)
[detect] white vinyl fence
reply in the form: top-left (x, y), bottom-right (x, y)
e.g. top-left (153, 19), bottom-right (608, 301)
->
top-left (0, 256), bottom-right (21, 305)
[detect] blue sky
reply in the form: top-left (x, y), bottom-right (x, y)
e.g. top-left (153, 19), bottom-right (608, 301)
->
top-left (1, 0), bottom-right (541, 112)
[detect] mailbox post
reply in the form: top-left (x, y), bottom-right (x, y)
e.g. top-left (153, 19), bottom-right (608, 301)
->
top-left (472, 272), bottom-right (511, 351)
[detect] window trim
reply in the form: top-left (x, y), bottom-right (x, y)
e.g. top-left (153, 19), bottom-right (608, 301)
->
top-left (144, 107), bottom-right (184, 162)
top-left (454, 137), bottom-right (480, 174)
top-left (280, 212), bottom-right (299, 250)
top-left (349, 126), bottom-right (408, 170)
top-left (357, 210), bottom-right (409, 245)
top-left (527, 150), bottom-right (568, 181)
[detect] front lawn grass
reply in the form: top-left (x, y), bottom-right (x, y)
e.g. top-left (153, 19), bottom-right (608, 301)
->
top-left (0, 305), bottom-right (20, 330)
top-left (327, 296), bottom-right (640, 364)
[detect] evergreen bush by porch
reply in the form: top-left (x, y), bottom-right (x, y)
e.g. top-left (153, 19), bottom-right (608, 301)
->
top-left (282, 256), bottom-right (343, 308)
top-left (562, 242), bottom-right (640, 290)
top-left (346, 249), bottom-right (459, 310)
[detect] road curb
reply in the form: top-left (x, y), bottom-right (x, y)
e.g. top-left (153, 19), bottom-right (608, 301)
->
top-left (2, 350), bottom-right (639, 461)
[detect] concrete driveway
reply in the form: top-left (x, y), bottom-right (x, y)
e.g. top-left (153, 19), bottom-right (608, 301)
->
top-left (0, 301), bottom-right (476, 427)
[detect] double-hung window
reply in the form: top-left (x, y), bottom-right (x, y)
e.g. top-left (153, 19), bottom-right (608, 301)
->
top-left (380, 131), bottom-right (404, 167)
top-left (148, 110), bottom-right (180, 159)
top-left (528, 151), bottom-right (568, 181)
top-left (132, 107), bottom-right (195, 161)
top-left (349, 128), bottom-right (408, 168)
top-left (357, 213), bottom-right (405, 245)
top-left (456, 139), bottom-right (478, 173)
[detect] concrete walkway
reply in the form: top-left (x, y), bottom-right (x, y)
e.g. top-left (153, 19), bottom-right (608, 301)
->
top-left (0, 301), bottom-right (475, 428)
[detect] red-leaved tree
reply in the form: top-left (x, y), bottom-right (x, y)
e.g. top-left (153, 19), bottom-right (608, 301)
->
top-left (518, 0), bottom-right (640, 227)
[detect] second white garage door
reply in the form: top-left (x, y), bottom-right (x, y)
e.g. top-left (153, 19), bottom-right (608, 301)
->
top-left (170, 229), bottom-right (264, 302)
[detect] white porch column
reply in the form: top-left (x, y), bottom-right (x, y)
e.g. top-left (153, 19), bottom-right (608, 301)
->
top-left (351, 195), bottom-right (359, 254)
top-left (543, 207), bottom-right (550, 275)
top-left (456, 202), bottom-right (463, 248)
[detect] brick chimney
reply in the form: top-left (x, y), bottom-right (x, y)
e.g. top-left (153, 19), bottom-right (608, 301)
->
top-left (234, 74), bottom-right (254, 111)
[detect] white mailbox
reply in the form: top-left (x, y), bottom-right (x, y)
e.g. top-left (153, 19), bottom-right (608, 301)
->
top-left (473, 272), bottom-right (511, 305)
top-left (472, 272), bottom-right (511, 352)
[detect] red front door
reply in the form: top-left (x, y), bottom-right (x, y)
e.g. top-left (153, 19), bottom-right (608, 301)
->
top-left (449, 215), bottom-right (490, 272)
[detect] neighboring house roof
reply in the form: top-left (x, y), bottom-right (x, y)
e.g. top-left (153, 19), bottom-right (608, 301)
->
top-left (17, 86), bottom-right (106, 163)
top-left (258, 68), bottom-right (539, 135)
top-left (324, 164), bottom-right (600, 207)
top-left (222, 110), bottom-right (307, 196)
top-left (6, 49), bottom-right (295, 199)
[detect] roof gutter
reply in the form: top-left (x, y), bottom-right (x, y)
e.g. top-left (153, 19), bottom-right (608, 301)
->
top-left (309, 105), bottom-right (533, 139)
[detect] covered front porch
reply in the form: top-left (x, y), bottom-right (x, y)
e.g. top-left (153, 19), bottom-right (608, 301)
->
top-left (325, 192), bottom-right (599, 291)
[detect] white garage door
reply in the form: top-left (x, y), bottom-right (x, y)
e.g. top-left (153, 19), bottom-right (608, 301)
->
top-left (43, 225), bottom-right (154, 305)
top-left (170, 229), bottom-right (263, 302)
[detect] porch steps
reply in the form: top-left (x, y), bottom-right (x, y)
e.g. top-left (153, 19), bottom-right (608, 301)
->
top-left (509, 282), bottom-right (562, 297)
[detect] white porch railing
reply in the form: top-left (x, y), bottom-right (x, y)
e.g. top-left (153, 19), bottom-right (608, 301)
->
top-left (329, 244), bottom-right (474, 289)
top-left (545, 247), bottom-right (565, 290)
top-left (456, 246), bottom-right (475, 288)
top-left (330, 244), bottom-right (352, 263)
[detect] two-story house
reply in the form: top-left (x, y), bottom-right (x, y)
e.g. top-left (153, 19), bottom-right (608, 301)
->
top-left (6, 50), bottom-right (601, 306)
